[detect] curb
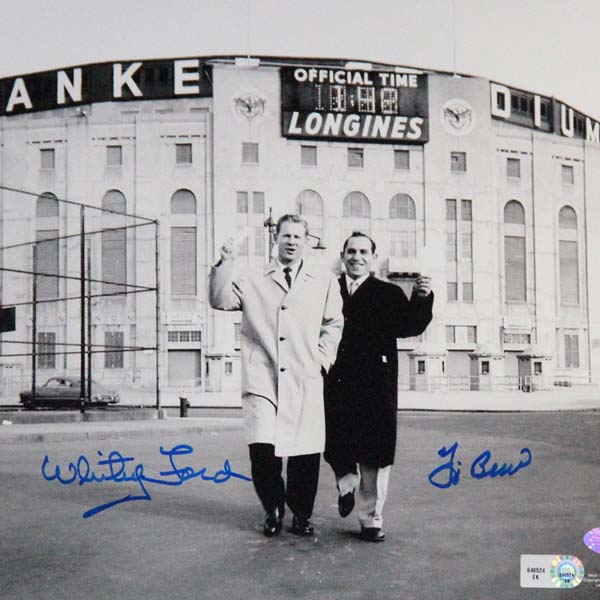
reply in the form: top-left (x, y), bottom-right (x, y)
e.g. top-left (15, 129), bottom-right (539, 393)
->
top-left (0, 417), bottom-right (245, 444)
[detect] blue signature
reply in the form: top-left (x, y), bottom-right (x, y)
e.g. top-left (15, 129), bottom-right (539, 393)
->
top-left (41, 444), bottom-right (252, 519)
top-left (428, 442), bottom-right (532, 489)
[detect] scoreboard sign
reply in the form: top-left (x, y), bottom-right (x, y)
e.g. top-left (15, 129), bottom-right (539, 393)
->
top-left (281, 67), bottom-right (429, 144)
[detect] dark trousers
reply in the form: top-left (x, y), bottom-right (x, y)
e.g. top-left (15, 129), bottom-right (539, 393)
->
top-left (327, 456), bottom-right (358, 480)
top-left (249, 443), bottom-right (320, 519)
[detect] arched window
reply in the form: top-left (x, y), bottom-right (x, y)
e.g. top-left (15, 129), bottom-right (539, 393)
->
top-left (36, 192), bottom-right (58, 217)
top-left (171, 189), bottom-right (196, 214)
top-left (558, 205), bottom-right (579, 304)
top-left (388, 193), bottom-right (416, 258)
top-left (170, 190), bottom-right (197, 295)
top-left (504, 200), bottom-right (526, 301)
top-left (504, 200), bottom-right (525, 224)
top-left (102, 189), bottom-right (126, 214)
top-left (35, 192), bottom-right (59, 299)
top-left (342, 191), bottom-right (370, 240)
top-left (559, 205), bottom-right (577, 229)
top-left (295, 189), bottom-right (324, 245)
top-left (101, 190), bottom-right (127, 294)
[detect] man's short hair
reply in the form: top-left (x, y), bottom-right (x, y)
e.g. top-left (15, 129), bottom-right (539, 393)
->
top-left (342, 231), bottom-right (377, 253)
top-left (275, 214), bottom-right (309, 237)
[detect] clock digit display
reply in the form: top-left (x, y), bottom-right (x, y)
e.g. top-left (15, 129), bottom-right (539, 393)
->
top-left (357, 87), bottom-right (375, 113)
top-left (330, 85), bottom-right (347, 112)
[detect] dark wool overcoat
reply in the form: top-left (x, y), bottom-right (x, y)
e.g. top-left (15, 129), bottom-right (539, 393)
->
top-left (324, 275), bottom-right (434, 468)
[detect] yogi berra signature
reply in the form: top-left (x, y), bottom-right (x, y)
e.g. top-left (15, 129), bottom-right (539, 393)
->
top-left (428, 442), bottom-right (532, 489)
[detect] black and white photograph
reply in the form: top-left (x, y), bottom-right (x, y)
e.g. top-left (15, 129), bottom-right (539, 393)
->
top-left (1, 1), bottom-right (600, 598)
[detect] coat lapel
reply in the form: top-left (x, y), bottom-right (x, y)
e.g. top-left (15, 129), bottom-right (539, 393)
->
top-left (265, 263), bottom-right (288, 294)
top-left (341, 273), bottom-right (375, 305)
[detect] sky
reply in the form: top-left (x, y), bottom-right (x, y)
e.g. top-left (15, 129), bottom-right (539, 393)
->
top-left (1, 0), bottom-right (599, 119)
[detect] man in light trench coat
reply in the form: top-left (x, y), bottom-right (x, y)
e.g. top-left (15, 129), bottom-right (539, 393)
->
top-left (209, 214), bottom-right (343, 537)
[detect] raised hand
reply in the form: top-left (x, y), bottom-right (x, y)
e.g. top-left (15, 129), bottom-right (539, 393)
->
top-left (415, 275), bottom-right (432, 297)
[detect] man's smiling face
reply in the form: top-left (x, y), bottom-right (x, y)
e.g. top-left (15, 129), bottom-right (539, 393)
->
top-left (342, 235), bottom-right (376, 280)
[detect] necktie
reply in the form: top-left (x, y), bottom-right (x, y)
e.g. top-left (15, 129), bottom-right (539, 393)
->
top-left (284, 267), bottom-right (292, 289)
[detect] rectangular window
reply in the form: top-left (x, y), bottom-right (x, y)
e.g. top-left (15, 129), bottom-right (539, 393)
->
top-left (36, 230), bottom-right (59, 299)
top-left (505, 236), bottom-right (526, 301)
top-left (507, 157), bottom-right (520, 179)
top-left (503, 332), bottom-right (531, 345)
top-left (467, 326), bottom-right (477, 343)
top-left (236, 191), bottom-right (248, 213)
top-left (564, 333), bottom-right (580, 368)
top-left (462, 282), bottom-right (473, 302)
top-left (176, 143), bottom-right (192, 164)
top-left (446, 199), bottom-right (457, 221)
top-left (105, 331), bottom-right (124, 369)
top-left (559, 240), bottom-right (579, 304)
top-left (446, 325), bottom-right (456, 343)
top-left (253, 192), bottom-right (265, 214)
top-left (481, 361), bottom-right (490, 375)
top-left (460, 199), bottom-right (472, 221)
top-left (461, 233), bottom-right (472, 259)
top-left (446, 232), bottom-right (457, 262)
top-left (450, 151), bottom-right (466, 172)
top-left (170, 227), bottom-right (196, 295)
top-left (225, 362), bottom-right (233, 375)
top-left (417, 360), bottom-right (426, 374)
top-left (447, 282), bottom-right (458, 301)
top-left (394, 149), bottom-right (410, 170)
top-left (37, 332), bottom-right (56, 369)
top-left (348, 147), bottom-right (364, 168)
top-left (234, 323), bottom-right (241, 346)
top-left (301, 145), bottom-right (317, 166)
top-left (102, 228), bottom-right (126, 294)
top-left (242, 142), bottom-right (259, 164)
top-left (40, 148), bottom-right (55, 169)
top-left (254, 226), bottom-right (264, 256)
top-left (168, 330), bottom-right (201, 343)
top-left (107, 145), bottom-right (122, 166)
top-left (562, 164), bottom-right (574, 185)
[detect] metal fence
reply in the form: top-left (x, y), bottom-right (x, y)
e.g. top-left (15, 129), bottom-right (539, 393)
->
top-left (398, 374), bottom-right (600, 393)
top-left (0, 186), bottom-right (161, 408)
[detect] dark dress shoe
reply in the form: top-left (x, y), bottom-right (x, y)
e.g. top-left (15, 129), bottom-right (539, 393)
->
top-left (263, 506), bottom-right (284, 537)
top-left (290, 515), bottom-right (314, 536)
top-left (360, 527), bottom-right (385, 542)
top-left (338, 490), bottom-right (355, 518)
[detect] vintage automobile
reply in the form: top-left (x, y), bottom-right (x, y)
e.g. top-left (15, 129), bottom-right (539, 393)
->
top-left (19, 376), bottom-right (120, 409)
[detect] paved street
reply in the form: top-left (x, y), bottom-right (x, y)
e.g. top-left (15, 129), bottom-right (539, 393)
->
top-left (2, 412), bottom-right (600, 599)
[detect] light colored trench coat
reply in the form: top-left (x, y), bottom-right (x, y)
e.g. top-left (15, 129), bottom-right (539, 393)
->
top-left (209, 259), bottom-right (343, 456)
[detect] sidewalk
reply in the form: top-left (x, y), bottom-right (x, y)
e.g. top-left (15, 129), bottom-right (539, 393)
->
top-left (0, 414), bottom-right (244, 444)
top-left (3, 387), bottom-right (599, 410)
top-left (1, 386), bottom-right (600, 444)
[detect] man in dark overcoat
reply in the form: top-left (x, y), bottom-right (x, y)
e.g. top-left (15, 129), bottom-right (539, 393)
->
top-left (324, 232), bottom-right (433, 542)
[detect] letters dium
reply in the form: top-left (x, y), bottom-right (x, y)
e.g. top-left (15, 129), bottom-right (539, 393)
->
top-left (490, 82), bottom-right (600, 143)
top-left (2, 60), bottom-right (203, 113)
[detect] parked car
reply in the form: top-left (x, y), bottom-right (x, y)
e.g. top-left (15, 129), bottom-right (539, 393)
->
top-left (19, 376), bottom-right (120, 409)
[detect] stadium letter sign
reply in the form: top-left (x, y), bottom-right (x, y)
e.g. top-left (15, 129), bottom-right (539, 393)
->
top-left (0, 59), bottom-right (213, 115)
